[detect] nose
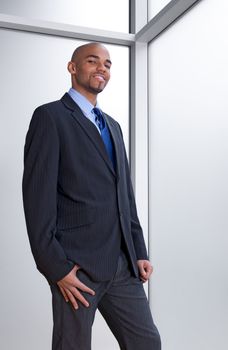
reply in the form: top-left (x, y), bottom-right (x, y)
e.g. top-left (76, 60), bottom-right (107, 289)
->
top-left (96, 61), bottom-right (107, 72)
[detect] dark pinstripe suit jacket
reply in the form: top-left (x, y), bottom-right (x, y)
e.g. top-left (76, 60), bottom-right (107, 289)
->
top-left (22, 93), bottom-right (148, 283)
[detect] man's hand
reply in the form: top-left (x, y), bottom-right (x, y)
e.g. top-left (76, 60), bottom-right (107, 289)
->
top-left (57, 265), bottom-right (95, 310)
top-left (137, 260), bottom-right (153, 283)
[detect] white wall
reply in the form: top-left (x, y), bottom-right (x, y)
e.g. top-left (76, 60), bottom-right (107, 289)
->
top-left (0, 0), bottom-right (129, 32)
top-left (0, 28), bottom-right (129, 350)
top-left (149, 0), bottom-right (228, 349)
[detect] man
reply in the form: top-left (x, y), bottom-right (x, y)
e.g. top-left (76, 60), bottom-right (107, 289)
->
top-left (22, 42), bottom-right (161, 350)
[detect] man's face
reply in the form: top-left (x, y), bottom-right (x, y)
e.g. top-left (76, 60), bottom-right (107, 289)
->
top-left (71, 45), bottom-right (111, 96)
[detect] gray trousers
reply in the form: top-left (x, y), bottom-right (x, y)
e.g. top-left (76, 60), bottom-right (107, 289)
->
top-left (50, 251), bottom-right (161, 350)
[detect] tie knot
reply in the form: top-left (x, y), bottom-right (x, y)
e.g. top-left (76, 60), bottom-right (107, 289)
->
top-left (93, 108), bottom-right (105, 131)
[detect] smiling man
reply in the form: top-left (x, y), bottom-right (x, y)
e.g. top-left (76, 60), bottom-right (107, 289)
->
top-left (22, 42), bottom-right (161, 350)
top-left (69, 44), bottom-right (112, 100)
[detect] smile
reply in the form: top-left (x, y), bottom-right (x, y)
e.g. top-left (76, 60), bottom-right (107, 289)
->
top-left (93, 75), bottom-right (105, 82)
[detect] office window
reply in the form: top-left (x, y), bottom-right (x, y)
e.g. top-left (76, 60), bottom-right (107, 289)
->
top-left (0, 0), bottom-right (129, 32)
top-left (148, 0), bottom-right (228, 349)
top-left (0, 28), bottom-right (129, 350)
top-left (148, 0), bottom-right (171, 19)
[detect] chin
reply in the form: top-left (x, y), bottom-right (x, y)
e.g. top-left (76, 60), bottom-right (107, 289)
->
top-left (91, 87), bottom-right (104, 94)
top-left (90, 82), bottom-right (106, 94)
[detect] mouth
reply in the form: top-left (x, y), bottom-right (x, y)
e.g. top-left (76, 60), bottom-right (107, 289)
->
top-left (93, 74), bottom-right (106, 82)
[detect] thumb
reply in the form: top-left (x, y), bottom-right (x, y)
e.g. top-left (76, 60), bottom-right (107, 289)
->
top-left (138, 263), bottom-right (146, 276)
top-left (71, 265), bottom-right (80, 275)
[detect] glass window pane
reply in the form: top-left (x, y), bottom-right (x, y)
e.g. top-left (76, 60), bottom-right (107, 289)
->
top-left (0, 0), bottom-right (129, 33)
top-left (0, 28), bottom-right (129, 350)
top-left (149, 0), bottom-right (228, 349)
top-left (148, 0), bottom-right (171, 20)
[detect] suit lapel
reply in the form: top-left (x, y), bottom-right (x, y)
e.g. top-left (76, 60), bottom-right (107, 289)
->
top-left (104, 114), bottom-right (122, 179)
top-left (61, 93), bottom-right (116, 177)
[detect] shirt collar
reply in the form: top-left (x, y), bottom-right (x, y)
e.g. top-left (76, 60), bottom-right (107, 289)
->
top-left (68, 88), bottom-right (100, 116)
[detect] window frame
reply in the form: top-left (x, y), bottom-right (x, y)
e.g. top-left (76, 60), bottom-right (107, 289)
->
top-left (0, 0), bottom-right (202, 300)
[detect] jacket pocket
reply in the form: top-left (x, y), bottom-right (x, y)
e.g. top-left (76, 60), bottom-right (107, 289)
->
top-left (56, 205), bottom-right (96, 231)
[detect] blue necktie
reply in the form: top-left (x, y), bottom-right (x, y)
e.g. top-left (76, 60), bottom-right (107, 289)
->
top-left (93, 108), bottom-right (116, 171)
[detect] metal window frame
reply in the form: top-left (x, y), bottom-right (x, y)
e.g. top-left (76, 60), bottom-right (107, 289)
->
top-left (0, 0), bottom-right (201, 300)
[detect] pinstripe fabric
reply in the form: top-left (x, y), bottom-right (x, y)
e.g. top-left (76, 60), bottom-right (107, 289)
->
top-left (22, 93), bottom-right (148, 284)
top-left (51, 251), bottom-right (161, 350)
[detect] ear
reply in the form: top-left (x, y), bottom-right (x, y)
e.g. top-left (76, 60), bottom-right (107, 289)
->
top-left (67, 61), bottom-right (76, 74)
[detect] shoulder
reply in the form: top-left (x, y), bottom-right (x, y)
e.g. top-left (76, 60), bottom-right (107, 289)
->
top-left (34, 99), bottom-right (63, 116)
top-left (27, 100), bottom-right (63, 137)
top-left (31, 97), bottom-right (69, 126)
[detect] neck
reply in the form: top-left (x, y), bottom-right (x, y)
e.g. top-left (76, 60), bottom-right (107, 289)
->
top-left (86, 94), bottom-right (97, 106)
top-left (71, 85), bottom-right (97, 106)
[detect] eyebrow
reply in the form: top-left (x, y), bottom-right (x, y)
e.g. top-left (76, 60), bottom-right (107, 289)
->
top-left (86, 55), bottom-right (112, 65)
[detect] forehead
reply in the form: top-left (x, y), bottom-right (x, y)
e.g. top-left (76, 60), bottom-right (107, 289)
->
top-left (81, 45), bottom-right (111, 61)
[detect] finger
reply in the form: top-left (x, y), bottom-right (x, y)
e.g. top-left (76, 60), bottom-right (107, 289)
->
top-left (59, 286), bottom-right (69, 302)
top-left (70, 287), bottom-right (90, 308)
top-left (144, 264), bottom-right (153, 274)
top-left (148, 265), bottom-right (153, 277)
top-left (140, 271), bottom-right (148, 279)
top-left (143, 270), bottom-right (151, 280)
top-left (139, 266), bottom-right (147, 277)
top-left (139, 266), bottom-right (150, 280)
top-left (65, 289), bottom-right (79, 310)
top-left (140, 274), bottom-right (147, 282)
top-left (75, 278), bottom-right (95, 296)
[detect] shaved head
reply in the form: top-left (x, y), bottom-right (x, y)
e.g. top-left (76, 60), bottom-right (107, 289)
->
top-left (71, 43), bottom-right (109, 63)
top-left (68, 42), bottom-right (111, 105)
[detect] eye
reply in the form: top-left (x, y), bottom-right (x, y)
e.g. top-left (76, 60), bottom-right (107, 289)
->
top-left (105, 64), bottom-right (111, 69)
top-left (88, 59), bottom-right (96, 64)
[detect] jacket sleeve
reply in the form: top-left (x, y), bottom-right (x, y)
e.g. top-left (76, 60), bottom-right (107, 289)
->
top-left (118, 123), bottom-right (149, 261)
top-left (22, 106), bottom-right (74, 283)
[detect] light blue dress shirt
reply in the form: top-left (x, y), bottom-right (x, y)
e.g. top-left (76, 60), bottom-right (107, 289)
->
top-left (68, 88), bottom-right (101, 133)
